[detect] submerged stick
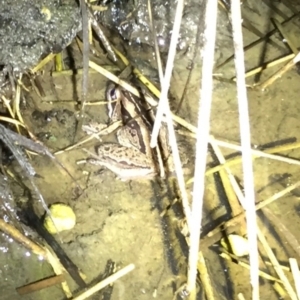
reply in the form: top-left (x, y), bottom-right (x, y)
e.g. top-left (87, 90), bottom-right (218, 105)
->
top-left (0, 218), bottom-right (47, 257)
top-left (16, 275), bottom-right (65, 295)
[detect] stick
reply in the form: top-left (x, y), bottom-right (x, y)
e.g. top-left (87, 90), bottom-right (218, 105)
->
top-left (16, 275), bottom-right (65, 295)
top-left (72, 264), bottom-right (135, 300)
top-left (0, 219), bottom-right (47, 257)
top-left (231, 1), bottom-right (259, 297)
top-left (186, 0), bottom-right (218, 298)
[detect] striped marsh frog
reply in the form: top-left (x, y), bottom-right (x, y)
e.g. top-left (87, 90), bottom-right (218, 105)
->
top-left (87, 83), bottom-right (157, 180)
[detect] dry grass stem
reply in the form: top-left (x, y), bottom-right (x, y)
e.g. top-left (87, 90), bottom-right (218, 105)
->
top-left (89, 61), bottom-right (139, 96)
top-left (233, 53), bottom-right (295, 80)
top-left (220, 253), bottom-right (283, 283)
top-left (259, 52), bottom-right (300, 90)
top-left (262, 208), bottom-right (300, 260)
top-left (72, 264), bottom-right (135, 300)
top-left (1, 95), bottom-right (15, 118)
top-left (289, 258), bottom-right (300, 299)
top-left (84, 100), bottom-right (110, 106)
top-left (257, 227), bottom-right (298, 300)
top-left (185, 134), bottom-right (300, 185)
top-left (210, 136), bottom-right (300, 166)
top-left (45, 247), bottom-right (73, 298)
top-left (204, 180), bottom-right (300, 245)
top-left (231, 1), bottom-right (259, 296)
top-left (55, 120), bottom-right (122, 155)
top-left (197, 251), bottom-right (216, 300)
top-left (147, 0), bottom-right (164, 85)
top-left (30, 53), bottom-right (56, 74)
top-left (256, 180), bottom-right (300, 210)
top-left (187, 0), bottom-right (218, 297)
top-left (51, 67), bottom-right (119, 77)
top-left (209, 138), bottom-right (246, 233)
top-left (237, 293), bottom-right (246, 300)
top-left (15, 83), bottom-right (24, 124)
top-left (150, 0), bottom-right (185, 147)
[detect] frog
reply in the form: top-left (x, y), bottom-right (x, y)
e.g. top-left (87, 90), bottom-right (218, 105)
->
top-left (87, 83), bottom-right (157, 180)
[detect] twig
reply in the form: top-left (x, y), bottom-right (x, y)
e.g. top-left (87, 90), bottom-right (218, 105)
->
top-left (231, 1), bottom-right (259, 296)
top-left (186, 0), bottom-right (218, 297)
top-left (72, 264), bottom-right (135, 300)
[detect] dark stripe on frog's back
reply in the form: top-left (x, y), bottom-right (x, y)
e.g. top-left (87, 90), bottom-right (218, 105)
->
top-left (120, 88), bottom-right (154, 132)
top-left (124, 118), bottom-right (150, 156)
top-left (120, 90), bottom-right (153, 157)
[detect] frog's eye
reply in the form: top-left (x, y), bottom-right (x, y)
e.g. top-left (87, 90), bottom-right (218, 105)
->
top-left (108, 87), bottom-right (118, 101)
top-left (110, 88), bottom-right (116, 98)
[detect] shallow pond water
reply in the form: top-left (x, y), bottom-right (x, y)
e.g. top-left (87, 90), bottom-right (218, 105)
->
top-left (1, 1), bottom-right (300, 299)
